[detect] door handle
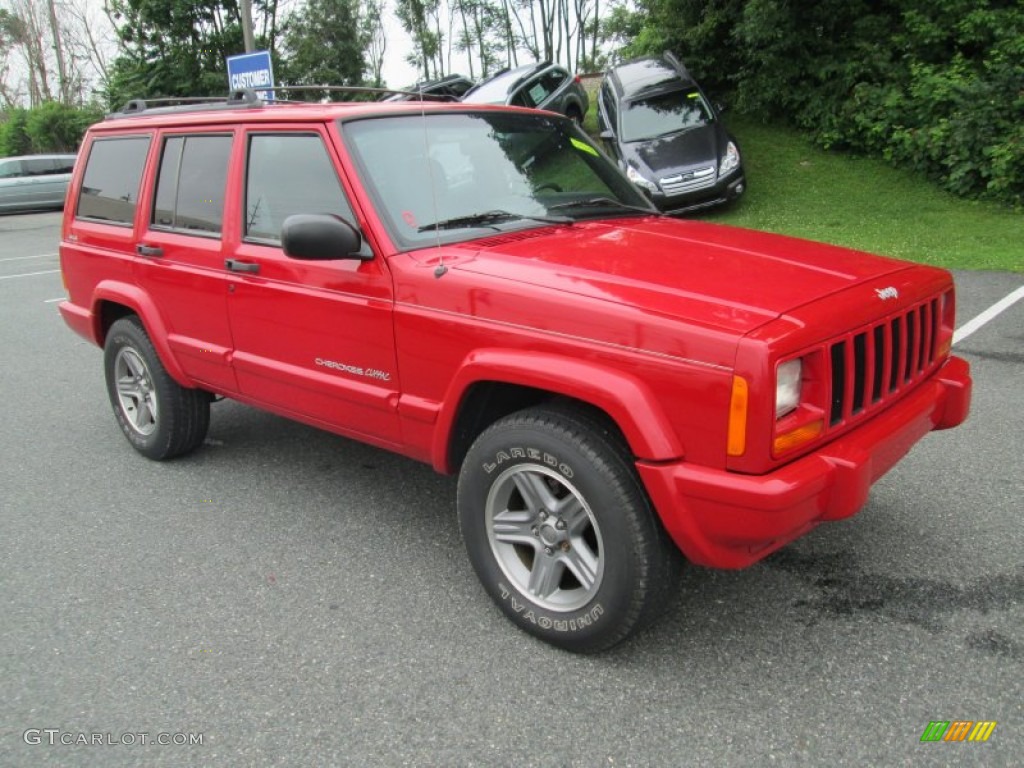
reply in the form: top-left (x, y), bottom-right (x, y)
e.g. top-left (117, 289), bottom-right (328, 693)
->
top-left (136, 244), bottom-right (163, 257)
top-left (225, 259), bottom-right (260, 274)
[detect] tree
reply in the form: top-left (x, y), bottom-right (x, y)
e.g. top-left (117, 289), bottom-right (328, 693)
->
top-left (103, 0), bottom-right (283, 108)
top-left (1, 0), bottom-right (118, 108)
top-left (363, 0), bottom-right (387, 86)
top-left (279, 0), bottom-right (367, 91)
top-left (395, 0), bottom-right (443, 80)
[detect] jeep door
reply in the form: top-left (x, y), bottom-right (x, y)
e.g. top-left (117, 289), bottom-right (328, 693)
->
top-left (224, 128), bottom-right (401, 447)
top-left (133, 131), bottom-right (239, 392)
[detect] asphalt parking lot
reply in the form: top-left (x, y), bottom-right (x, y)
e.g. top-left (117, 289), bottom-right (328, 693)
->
top-left (1, 211), bottom-right (1021, 767)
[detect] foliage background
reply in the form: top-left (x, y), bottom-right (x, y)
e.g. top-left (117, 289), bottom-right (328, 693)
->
top-left (0, 0), bottom-right (1020, 211)
top-left (613, 0), bottom-right (1023, 206)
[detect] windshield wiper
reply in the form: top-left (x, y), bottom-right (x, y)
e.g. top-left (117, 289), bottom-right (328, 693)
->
top-left (640, 123), bottom-right (706, 142)
top-left (547, 197), bottom-right (663, 216)
top-left (417, 209), bottom-right (571, 233)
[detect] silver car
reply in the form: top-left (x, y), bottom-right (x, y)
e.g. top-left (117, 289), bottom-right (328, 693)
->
top-left (461, 62), bottom-right (589, 124)
top-left (0, 154), bottom-right (78, 213)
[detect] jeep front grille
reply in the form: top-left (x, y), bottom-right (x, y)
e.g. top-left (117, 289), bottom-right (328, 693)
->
top-left (828, 296), bottom-right (941, 427)
top-left (660, 166), bottom-right (716, 197)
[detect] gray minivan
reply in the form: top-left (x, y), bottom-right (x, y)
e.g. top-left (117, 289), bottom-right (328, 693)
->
top-left (0, 154), bottom-right (78, 213)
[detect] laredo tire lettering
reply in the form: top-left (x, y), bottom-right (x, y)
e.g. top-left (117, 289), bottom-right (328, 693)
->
top-left (459, 405), bottom-right (681, 652)
top-left (480, 447), bottom-right (574, 479)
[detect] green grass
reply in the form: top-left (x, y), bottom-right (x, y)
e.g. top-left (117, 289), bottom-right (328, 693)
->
top-left (699, 116), bottom-right (1023, 273)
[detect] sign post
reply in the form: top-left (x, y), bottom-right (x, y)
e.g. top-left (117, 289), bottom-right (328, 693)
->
top-left (226, 51), bottom-right (275, 101)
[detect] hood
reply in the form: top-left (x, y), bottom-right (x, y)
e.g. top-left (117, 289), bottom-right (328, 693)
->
top-left (625, 123), bottom-right (723, 179)
top-left (439, 217), bottom-right (914, 336)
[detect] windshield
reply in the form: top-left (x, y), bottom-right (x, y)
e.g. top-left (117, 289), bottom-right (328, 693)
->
top-left (620, 88), bottom-right (713, 143)
top-left (342, 112), bottom-right (654, 249)
top-left (461, 70), bottom-right (526, 104)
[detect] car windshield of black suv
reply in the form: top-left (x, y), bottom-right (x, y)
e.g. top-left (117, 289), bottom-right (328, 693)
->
top-left (621, 88), bottom-right (713, 143)
top-left (343, 112), bottom-right (654, 249)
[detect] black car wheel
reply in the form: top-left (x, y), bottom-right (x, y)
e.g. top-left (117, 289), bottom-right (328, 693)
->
top-left (104, 317), bottom-right (210, 460)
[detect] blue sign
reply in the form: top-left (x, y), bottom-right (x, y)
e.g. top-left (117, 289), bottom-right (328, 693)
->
top-left (227, 51), bottom-right (275, 101)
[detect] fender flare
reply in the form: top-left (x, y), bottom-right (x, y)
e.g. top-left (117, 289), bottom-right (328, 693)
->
top-left (92, 280), bottom-right (191, 386)
top-left (432, 348), bottom-right (685, 473)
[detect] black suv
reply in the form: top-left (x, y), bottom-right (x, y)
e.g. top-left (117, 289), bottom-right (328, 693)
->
top-left (381, 74), bottom-right (475, 102)
top-left (597, 53), bottom-right (745, 213)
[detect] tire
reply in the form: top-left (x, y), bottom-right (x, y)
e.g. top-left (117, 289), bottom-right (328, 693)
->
top-left (566, 106), bottom-right (583, 126)
top-left (458, 405), bottom-right (682, 652)
top-left (103, 316), bottom-right (210, 460)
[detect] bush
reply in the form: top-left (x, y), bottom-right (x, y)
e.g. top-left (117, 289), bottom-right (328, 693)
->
top-left (24, 102), bottom-right (104, 154)
top-left (624, 0), bottom-right (1024, 206)
top-left (0, 109), bottom-right (33, 156)
top-left (0, 103), bottom-right (102, 156)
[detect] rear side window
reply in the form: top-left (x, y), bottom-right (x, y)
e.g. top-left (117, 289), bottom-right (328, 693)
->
top-left (152, 134), bottom-right (231, 234)
top-left (0, 159), bottom-right (24, 178)
top-left (244, 133), bottom-right (354, 242)
top-left (77, 137), bottom-right (151, 225)
top-left (24, 158), bottom-right (56, 175)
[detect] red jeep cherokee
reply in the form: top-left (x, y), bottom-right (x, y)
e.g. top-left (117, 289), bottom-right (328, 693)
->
top-left (59, 93), bottom-right (972, 651)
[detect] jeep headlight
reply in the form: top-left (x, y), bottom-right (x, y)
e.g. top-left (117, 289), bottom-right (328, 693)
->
top-left (719, 141), bottom-right (740, 176)
top-left (775, 358), bottom-right (802, 419)
top-left (626, 165), bottom-right (658, 194)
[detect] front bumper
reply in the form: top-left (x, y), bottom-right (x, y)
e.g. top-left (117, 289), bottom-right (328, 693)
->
top-left (656, 173), bottom-right (746, 215)
top-left (636, 355), bottom-right (972, 569)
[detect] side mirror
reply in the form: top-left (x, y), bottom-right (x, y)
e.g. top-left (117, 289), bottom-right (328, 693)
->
top-left (715, 101), bottom-right (728, 114)
top-left (599, 130), bottom-right (615, 141)
top-left (281, 214), bottom-right (366, 261)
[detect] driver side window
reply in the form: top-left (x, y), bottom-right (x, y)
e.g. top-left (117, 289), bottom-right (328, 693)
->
top-left (245, 133), bottom-right (356, 243)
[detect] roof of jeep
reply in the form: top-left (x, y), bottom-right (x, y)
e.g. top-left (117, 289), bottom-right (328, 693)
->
top-left (87, 100), bottom-right (524, 133)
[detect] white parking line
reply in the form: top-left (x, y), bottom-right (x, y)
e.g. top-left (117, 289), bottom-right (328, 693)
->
top-left (954, 285), bottom-right (1024, 345)
top-left (0, 252), bottom-right (57, 263)
top-left (44, 297), bottom-right (66, 303)
top-left (0, 269), bottom-right (61, 281)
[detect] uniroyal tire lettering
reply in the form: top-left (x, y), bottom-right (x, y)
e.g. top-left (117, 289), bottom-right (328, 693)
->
top-left (496, 583), bottom-right (603, 631)
top-left (481, 448), bottom-right (574, 479)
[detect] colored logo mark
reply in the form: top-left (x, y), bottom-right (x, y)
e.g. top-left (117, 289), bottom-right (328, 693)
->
top-left (920, 721), bottom-right (997, 742)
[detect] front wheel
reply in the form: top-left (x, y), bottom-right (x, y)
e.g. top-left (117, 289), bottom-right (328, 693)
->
top-left (104, 317), bottom-right (210, 460)
top-left (458, 405), bottom-right (681, 652)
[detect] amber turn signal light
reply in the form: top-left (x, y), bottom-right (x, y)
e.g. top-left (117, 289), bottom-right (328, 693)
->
top-left (773, 419), bottom-right (824, 454)
top-left (727, 376), bottom-right (748, 457)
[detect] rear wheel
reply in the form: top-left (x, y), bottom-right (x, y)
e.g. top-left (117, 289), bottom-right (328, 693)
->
top-left (458, 405), bottom-right (681, 652)
top-left (104, 317), bottom-right (210, 460)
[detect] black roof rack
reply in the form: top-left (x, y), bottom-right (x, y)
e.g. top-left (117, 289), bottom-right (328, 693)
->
top-left (663, 51), bottom-right (691, 80)
top-left (265, 84), bottom-right (459, 102)
top-left (108, 90), bottom-right (262, 119)
top-left (106, 85), bottom-right (459, 120)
